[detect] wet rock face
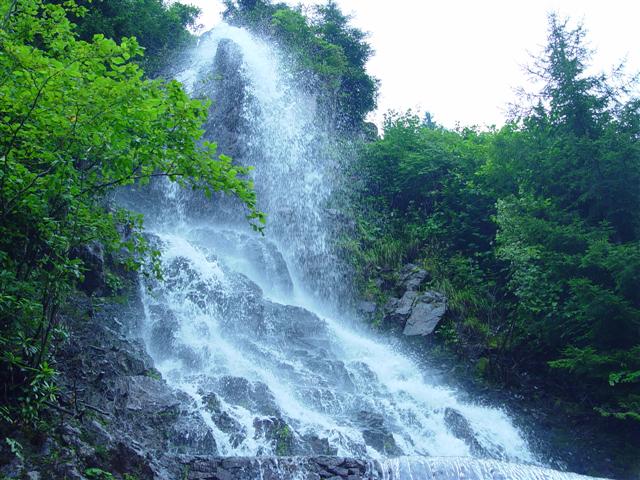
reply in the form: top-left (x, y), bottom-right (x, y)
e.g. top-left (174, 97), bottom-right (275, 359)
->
top-left (141, 230), bottom-right (421, 462)
top-left (198, 380), bottom-right (339, 457)
top-left (72, 241), bottom-right (106, 296)
top-left (112, 375), bottom-right (218, 456)
top-left (21, 289), bottom-right (222, 480)
top-left (142, 245), bottom-right (351, 458)
top-left (357, 411), bottom-right (403, 456)
top-left (200, 38), bottom-right (247, 159)
top-left (443, 408), bottom-right (488, 458)
top-left (178, 456), bottom-right (380, 480)
top-left (123, 38), bottom-right (252, 226)
top-left (147, 304), bottom-right (181, 359)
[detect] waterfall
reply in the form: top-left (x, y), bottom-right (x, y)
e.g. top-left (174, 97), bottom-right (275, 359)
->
top-left (132, 23), bottom-right (604, 479)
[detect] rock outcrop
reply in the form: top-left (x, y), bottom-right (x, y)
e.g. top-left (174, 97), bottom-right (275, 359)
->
top-left (72, 241), bottom-right (107, 296)
top-left (401, 290), bottom-right (447, 336)
top-left (443, 408), bottom-right (488, 458)
top-left (0, 285), bottom-right (379, 480)
top-left (362, 264), bottom-right (447, 336)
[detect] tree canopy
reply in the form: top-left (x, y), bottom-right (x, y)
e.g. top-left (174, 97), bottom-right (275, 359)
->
top-left (58, 0), bottom-right (201, 75)
top-left (0, 0), bottom-right (262, 426)
top-left (351, 15), bottom-right (640, 425)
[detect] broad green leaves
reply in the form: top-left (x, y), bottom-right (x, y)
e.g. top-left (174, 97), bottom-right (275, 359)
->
top-left (0, 0), bottom-right (263, 425)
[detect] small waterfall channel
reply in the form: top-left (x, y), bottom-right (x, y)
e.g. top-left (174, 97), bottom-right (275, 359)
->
top-left (129, 23), bottom-right (604, 480)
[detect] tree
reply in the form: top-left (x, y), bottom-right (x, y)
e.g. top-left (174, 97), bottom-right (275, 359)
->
top-left (492, 16), bottom-right (640, 421)
top-left (60, 0), bottom-right (201, 75)
top-left (0, 0), bottom-right (263, 426)
top-left (508, 14), bottom-right (640, 240)
top-left (536, 14), bottom-right (607, 137)
top-left (311, 1), bottom-right (377, 124)
top-left (352, 15), bottom-right (640, 428)
top-left (495, 195), bottom-right (640, 421)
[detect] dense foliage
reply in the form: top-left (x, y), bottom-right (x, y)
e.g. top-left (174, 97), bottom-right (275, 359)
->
top-left (223, 0), bottom-right (377, 129)
top-left (352, 16), bottom-right (640, 424)
top-left (0, 0), bottom-right (262, 427)
top-left (58, 0), bottom-right (201, 75)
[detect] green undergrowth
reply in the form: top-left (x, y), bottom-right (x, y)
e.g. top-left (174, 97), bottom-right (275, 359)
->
top-left (347, 14), bottom-right (640, 428)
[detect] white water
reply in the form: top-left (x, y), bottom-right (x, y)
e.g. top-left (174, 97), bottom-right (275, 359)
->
top-left (134, 23), bottom-right (599, 479)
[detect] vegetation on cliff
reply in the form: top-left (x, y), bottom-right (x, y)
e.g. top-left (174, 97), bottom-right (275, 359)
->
top-left (0, 0), bottom-right (261, 429)
top-left (222, 0), bottom-right (378, 129)
top-left (50, 0), bottom-right (201, 75)
top-left (349, 15), bottom-right (640, 426)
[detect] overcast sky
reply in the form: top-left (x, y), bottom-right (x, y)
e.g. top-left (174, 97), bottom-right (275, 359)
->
top-left (185, 0), bottom-right (640, 128)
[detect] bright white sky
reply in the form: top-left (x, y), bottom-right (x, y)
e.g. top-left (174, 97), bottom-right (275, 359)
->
top-left (186, 0), bottom-right (640, 129)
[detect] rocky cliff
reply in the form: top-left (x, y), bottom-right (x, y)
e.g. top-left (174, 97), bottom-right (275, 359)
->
top-left (0, 278), bottom-right (383, 480)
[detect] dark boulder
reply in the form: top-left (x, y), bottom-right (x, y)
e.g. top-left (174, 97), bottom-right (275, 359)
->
top-left (443, 407), bottom-right (488, 457)
top-left (356, 411), bottom-right (403, 456)
top-left (73, 241), bottom-right (106, 296)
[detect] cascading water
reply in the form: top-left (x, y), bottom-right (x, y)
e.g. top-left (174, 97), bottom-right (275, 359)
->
top-left (133, 23), bottom-right (604, 480)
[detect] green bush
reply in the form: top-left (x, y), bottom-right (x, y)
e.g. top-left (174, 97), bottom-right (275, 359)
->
top-left (61, 0), bottom-right (201, 75)
top-left (352, 15), bottom-right (640, 423)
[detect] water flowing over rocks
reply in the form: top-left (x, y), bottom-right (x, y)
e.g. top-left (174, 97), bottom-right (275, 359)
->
top-left (129, 23), bottom-right (605, 480)
top-left (3, 22), bottom-right (614, 480)
top-left (0, 289), bottom-right (213, 479)
top-left (180, 228), bottom-right (293, 302)
top-left (443, 408), bottom-right (491, 458)
top-left (2, 291), bottom-right (606, 479)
